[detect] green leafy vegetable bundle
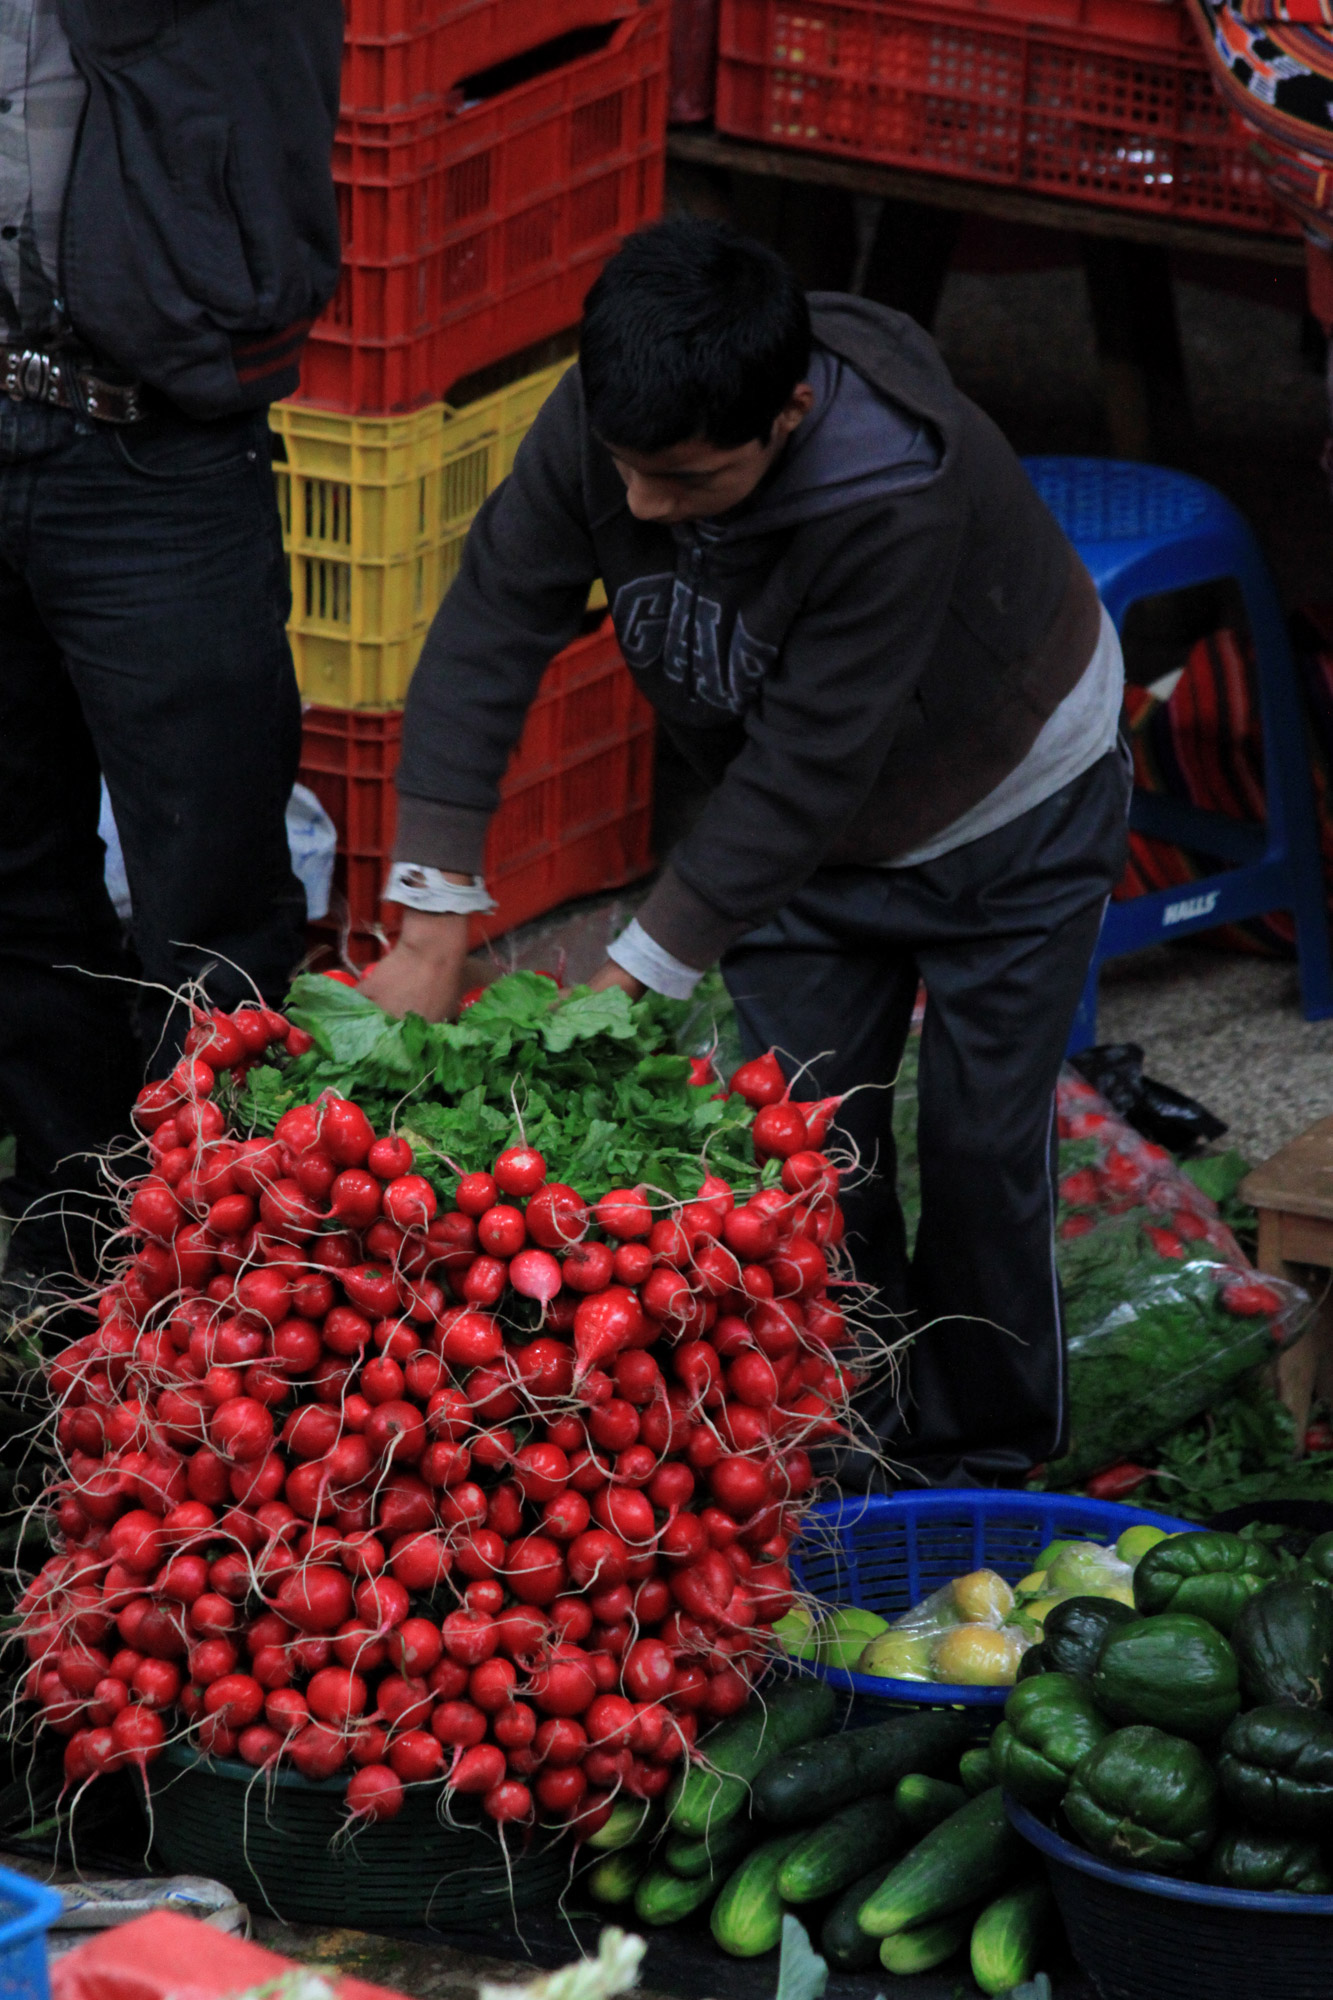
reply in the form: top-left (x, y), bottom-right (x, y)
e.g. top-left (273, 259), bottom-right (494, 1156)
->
top-left (231, 972), bottom-right (761, 1203)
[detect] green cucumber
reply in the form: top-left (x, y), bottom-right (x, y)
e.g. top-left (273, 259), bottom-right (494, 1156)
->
top-left (710, 1833), bottom-right (803, 1957)
top-left (668, 1680), bottom-right (835, 1836)
top-left (587, 1850), bottom-right (644, 1907)
top-left (879, 1915), bottom-right (969, 1974)
top-left (858, 1788), bottom-right (1024, 1937)
top-left (662, 1816), bottom-right (755, 1880)
top-left (777, 1794), bottom-right (902, 1903)
top-left (633, 1865), bottom-right (719, 1926)
top-left (586, 1797), bottom-right (654, 1850)
top-left (821, 1865), bottom-right (896, 1972)
top-left (894, 1773), bottom-right (968, 1834)
top-left (970, 1879), bottom-right (1052, 1995)
top-left (752, 1708), bottom-right (971, 1825)
top-left (959, 1744), bottom-right (997, 1795)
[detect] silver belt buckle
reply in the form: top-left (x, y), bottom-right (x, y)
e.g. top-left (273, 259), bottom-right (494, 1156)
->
top-left (4, 347), bottom-right (60, 405)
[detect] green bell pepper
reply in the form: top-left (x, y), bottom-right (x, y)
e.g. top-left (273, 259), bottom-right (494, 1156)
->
top-left (1216, 1704), bottom-right (1333, 1835)
top-left (1210, 1828), bottom-right (1333, 1895)
top-left (992, 1672), bottom-right (1111, 1813)
top-left (1133, 1530), bottom-right (1275, 1634)
top-left (1092, 1612), bottom-right (1240, 1741)
top-left (1063, 1724), bottom-right (1218, 1874)
top-left (1298, 1530), bottom-right (1333, 1592)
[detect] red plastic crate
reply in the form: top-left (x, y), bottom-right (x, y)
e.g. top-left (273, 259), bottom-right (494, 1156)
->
top-left (715, 0), bottom-right (1296, 235)
top-left (299, 619), bottom-right (656, 961)
top-left (343, 0), bottom-right (642, 114)
top-left (300, 10), bottom-right (667, 410)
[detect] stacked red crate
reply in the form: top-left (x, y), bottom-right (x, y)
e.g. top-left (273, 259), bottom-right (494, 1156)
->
top-left (715, 0), bottom-right (1296, 236)
top-left (304, 0), bottom-right (669, 413)
top-left (292, 0), bottom-right (666, 960)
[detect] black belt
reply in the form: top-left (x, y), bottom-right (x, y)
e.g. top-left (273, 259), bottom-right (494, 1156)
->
top-left (1, 343), bottom-right (144, 424)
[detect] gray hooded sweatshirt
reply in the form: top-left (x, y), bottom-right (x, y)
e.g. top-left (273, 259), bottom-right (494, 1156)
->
top-left (394, 294), bottom-right (1101, 970)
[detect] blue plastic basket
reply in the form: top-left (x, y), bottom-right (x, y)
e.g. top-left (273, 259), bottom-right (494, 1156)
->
top-left (789, 1489), bottom-right (1190, 1709)
top-left (0, 1864), bottom-right (62, 2000)
top-left (1007, 1798), bottom-right (1333, 1999)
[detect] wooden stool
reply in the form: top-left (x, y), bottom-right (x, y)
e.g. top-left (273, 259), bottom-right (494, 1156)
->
top-left (1240, 1119), bottom-right (1333, 1451)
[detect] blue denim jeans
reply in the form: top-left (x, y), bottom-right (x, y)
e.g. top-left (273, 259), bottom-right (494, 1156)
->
top-left (0, 396), bottom-right (304, 1268)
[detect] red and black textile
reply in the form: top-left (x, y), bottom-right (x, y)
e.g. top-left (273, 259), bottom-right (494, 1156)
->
top-left (1117, 612), bottom-right (1333, 952)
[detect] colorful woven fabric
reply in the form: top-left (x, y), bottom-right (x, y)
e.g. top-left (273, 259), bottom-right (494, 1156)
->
top-left (1189, 0), bottom-right (1333, 228)
top-left (1119, 617), bottom-right (1333, 952)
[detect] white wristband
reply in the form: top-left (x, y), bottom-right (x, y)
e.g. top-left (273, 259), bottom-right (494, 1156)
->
top-left (386, 864), bottom-right (498, 915)
top-left (607, 918), bottom-right (705, 1000)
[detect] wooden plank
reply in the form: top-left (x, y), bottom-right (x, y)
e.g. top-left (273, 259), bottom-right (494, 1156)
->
top-left (1241, 1115), bottom-right (1333, 1221)
top-left (669, 131), bottom-right (1306, 268)
top-left (1278, 1211), bottom-right (1333, 1266)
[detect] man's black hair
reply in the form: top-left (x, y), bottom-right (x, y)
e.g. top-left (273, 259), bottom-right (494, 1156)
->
top-left (579, 215), bottom-right (812, 454)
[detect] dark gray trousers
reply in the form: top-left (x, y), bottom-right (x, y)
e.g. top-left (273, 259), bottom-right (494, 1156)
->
top-left (721, 746), bottom-right (1131, 1486)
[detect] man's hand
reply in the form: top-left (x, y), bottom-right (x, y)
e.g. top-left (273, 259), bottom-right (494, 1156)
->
top-left (587, 959), bottom-right (646, 1001)
top-left (357, 909), bottom-right (470, 1021)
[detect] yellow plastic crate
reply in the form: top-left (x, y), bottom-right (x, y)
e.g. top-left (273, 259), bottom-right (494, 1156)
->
top-left (271, 359), bottom-right (576, 707)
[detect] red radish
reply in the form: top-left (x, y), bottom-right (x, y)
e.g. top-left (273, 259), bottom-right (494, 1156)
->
top-left (383, 1175), bottom-right (437, 1230)
top-left (485, 1780), bottom-right (532, 1823)
top-left (792, 1096), bottom-right (841, 1146)
top-left (470, 1657), bottom-right (518, 1713)
top-left (722, 1206), bottom-right (778, 1260)
top-left (275, 1567), bottom-right (352, 1635)
top-left (431, 1700), bottom-right (488, 1749)
top-left (367, 1134), bottom-right (413, 1179)
top-left (509, 1249), bottom-right (562, 1303)
top-left (595, 1188), bottom-right (652, 1239)
top-left (289, 1723), bottom-right (348, 1781)
top-left (388, 1730), bottom-right (445, 1783)
top-left (506, 1340), bottom-right (569, 1406)
top-left (525, 1184), bottom-right (588, 1249)
top-left (574, 1288), bottom-right (647, 1375)
top-left (528, 1651), bottom-right (596, 1718)
top-left (493, 1146), bottom-right (546, 1197)
top-left (203, 1674), bottom-right (264, 1728)
top-left (438, 1311), bottom-right (504, 1369)
top-left (442, 1609), bottom-right (497, 1667)
top-left (563, 1242), bottom-right (615, 1294)
top-left (493, 1702), bottom-right (537, 1749)
top-left (622, 1639), bottom-right (676, 1703)
top-left (613, 1242), bottom-right (654, 1287)
top-left (455, 1173), bottom-right (497, 1216)
top-left (588, 1399), bottom-right (639, 1453)
top-left (111, 1703), bottom-right (166, 1769)
top-left (535, 1765), bottom-right (586, 1815)
top-left (452, 1743), bottom-right (507, 1795)
top-left (346, 1763), bottom-right (404, 1822)
top-left (493, 1607), bottom-right (549, 1665)
top-left (376, 1674), bottom-right (431, 1731)
top-left (752, 1103), bottom-right (809, 1160)
top-left (306, 1667), bottom-right (367, 1727)
top-left (541, 1491), bottom-right (590, 1542)
top-left (505, 1536), bottom-right (565, 1606)
top-left (567, 1529), bottom-right (629, 1590)
top-left (730, 1052), bottom-right (787, 1107)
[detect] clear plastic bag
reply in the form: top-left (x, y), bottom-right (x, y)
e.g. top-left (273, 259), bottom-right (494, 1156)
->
top-left (1048, 1072), bottom-right (1309, 1483)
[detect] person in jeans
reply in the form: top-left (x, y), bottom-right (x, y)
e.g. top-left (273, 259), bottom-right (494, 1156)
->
top-left (0, 1), bottom-right (342, 1285)
top-left (360, 216), bottom-right (1130, 1487)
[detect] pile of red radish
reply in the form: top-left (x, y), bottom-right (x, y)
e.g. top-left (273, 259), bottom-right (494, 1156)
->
top-left (19, 1013), bottom-right (865, 1839)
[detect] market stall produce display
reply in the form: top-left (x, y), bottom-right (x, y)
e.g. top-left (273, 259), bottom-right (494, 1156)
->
top-left (13, 973), bottom-right (889, 1845)
top-left (999, 1536), bottom-right (1333, 1891)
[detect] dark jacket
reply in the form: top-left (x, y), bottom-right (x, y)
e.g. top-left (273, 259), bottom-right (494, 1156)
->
top-left (395, 295), bottom-right (1101, 968)
top-left (57, 0), bottom-right (342, 417)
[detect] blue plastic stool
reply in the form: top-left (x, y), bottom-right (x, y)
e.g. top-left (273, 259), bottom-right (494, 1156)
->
top-left (1023, 457), bottom-right (1333, 1051)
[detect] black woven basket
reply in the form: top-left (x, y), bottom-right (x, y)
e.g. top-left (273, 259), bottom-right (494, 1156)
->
top-left (1007, 1798), bottom-right (1333, 2000)
top-left (149, 1745), bottom-right (569, 1928)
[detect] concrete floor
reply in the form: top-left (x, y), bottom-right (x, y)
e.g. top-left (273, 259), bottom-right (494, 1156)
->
top-left (1096, 943), bottom-right (1333, 1164)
